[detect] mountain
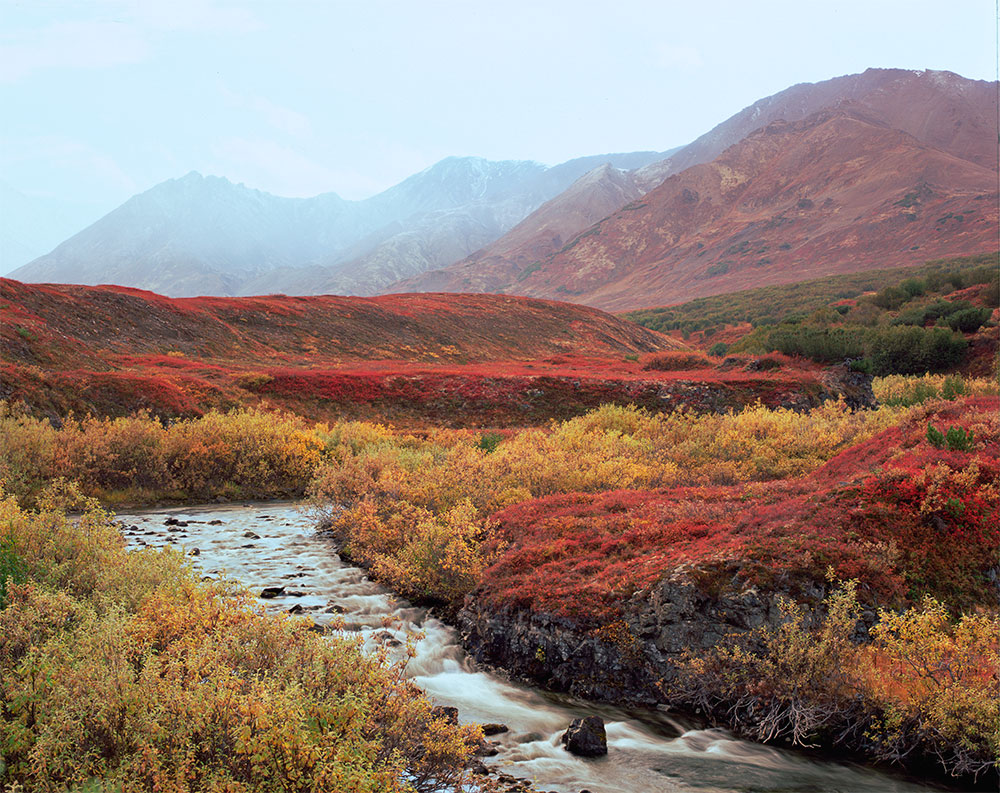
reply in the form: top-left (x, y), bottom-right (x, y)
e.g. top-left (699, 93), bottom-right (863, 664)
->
top-left (508, 109), bottom-right (998, 311)
top-left (395, 68), bottom-right (998, 309)
top-left (633, 67), bottom-right (998, 189)
top-left (396, 163), bottom-right (648, 294)
top-left (9, 153), bottom-right (668, 298)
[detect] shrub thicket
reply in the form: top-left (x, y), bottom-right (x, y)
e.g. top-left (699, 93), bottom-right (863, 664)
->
top-left (766, 325), bottom-right (967, 375)
top-left (0, 494), bottom-right (483, 791)
top-left (625, 253), bottom-right (997, 335)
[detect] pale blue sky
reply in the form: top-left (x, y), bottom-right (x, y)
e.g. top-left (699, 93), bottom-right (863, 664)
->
top-left (1, 0), bottom-right (996, 211)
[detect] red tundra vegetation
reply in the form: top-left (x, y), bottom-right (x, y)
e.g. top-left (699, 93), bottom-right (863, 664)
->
top-left (478, 397), bottom-right (999, 621)
top-left (1, 279), bottom-right (837, 425)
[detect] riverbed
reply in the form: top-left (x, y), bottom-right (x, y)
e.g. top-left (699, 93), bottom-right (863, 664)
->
top-left (116, 502), bottom-right (947, 793)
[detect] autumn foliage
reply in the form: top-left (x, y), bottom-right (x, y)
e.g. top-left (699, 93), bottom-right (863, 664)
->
top-left (0, 493), bottom-right (485, 792)
top-left (673, 582), bottom-right (999, 779)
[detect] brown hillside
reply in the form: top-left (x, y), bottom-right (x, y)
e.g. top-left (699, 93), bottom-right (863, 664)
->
top-left (390, 69), bottom-right (997, 304)
top-left (635, 67), bottom-right (998, 190)
top-left (509, 110), bottom-right (998, 311)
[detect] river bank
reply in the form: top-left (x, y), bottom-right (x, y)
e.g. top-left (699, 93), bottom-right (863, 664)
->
top-left (115, 501), bottom-right (953, 793)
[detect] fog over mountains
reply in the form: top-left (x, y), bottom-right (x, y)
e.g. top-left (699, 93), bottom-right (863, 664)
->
top-left (0, 181), bottom-right (105, 277)
top-left (9, 68), bottom-right (997, 308)
top-left (9, 152), bottom-right (669, 297)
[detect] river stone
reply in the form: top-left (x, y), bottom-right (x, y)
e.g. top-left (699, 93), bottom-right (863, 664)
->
top-left (481, 722), bottom-right (509, 736)
top-left (243, 531), bottom-right (261, 539)
top-left (260, 586), bottom-right (285, 599)
top-left (560, 716), bottom-right (607, 757)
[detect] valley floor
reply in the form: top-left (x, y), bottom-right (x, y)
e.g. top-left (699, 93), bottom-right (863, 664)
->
top-left (2, 374), bottom-right (998, 789)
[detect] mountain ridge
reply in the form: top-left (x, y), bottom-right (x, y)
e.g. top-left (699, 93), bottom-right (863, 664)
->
top-left (395, 68), bottom-right (998, 308)
top-left (10, 152), bottom-right (669, 298)
top-left (513, 108), bottom-right (999, 311)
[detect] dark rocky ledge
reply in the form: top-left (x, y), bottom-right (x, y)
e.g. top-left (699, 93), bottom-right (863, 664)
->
top-left (458, 569), bottom-right (829, 706)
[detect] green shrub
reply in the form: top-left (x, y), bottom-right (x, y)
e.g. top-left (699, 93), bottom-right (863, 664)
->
top-left (768, 326), bottom-right (867, 361)
top-left (708, 342), bottom-right (729, 357)
top-left (940, 375), bottom-right (968, 400)
top-left (900, 278), bottom-right (927, 297)
top-left (764, 324), bottom-right (966, 375)
top-left (927, 423), bottom-right (975, 451)
top-left (873, 286), bottom-right (910, 310)
top-left (868, 326), bottom-right (966, 375)
top-left (476, 432), bottom-right (503, 454)
top-left (945, 426), bottom-right (975, 451)
top-left (0, 539), bottom-right (24, 608)
top-left (946, 307), bottom-right (992, 333)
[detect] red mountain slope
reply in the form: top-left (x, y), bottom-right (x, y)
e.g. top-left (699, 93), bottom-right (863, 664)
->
top-left (508, 110), bottom-right (999, 311)
top-left (635, 67), bottom-right (997, 189)
top-left (392, 69), bottom-right (997, 306)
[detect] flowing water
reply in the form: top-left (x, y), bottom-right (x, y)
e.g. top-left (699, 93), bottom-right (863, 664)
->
top-left (117, 502), bottom-right (948, 793)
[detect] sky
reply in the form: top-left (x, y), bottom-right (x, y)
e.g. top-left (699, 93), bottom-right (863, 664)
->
top-left (1, 0), bottom-right (997, 213)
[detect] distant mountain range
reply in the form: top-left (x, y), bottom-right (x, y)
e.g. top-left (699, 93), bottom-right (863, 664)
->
top-left (398, 69), bottom-right (999, 308)
top-left (8, 152), bottom-right (670, 298)
top-left (9, 68), bottom-right (998, 309)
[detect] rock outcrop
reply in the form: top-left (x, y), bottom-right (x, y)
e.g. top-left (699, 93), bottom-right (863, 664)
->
top-left (459, 571), bottom-right (800, 706)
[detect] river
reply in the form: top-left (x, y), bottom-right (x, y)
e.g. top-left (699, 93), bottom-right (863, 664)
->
top-left (116, 502), bottom-right (948, 793)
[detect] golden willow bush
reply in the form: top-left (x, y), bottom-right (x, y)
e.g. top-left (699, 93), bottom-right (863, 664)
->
top-left (1, 396), bottom-right (911, 613)
top-left (0, 491), bottom-right (486, 792)
top-left (670, 581), bottom-right (999, 779)
top-left (309, 401), bottom-right (907, 610)
top-left (873, 373), bottom-right (998, 407)
top-left (0, 403), bottom-right (324, 507)
top-left (2, 397), bottom-right (904, 515)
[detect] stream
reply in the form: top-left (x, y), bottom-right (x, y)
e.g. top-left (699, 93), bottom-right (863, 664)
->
top-left (116, 502), bottom-right (948, 793)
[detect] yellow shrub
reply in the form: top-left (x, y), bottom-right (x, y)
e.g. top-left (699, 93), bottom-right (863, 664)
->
top-left (0, 498), bottom-right (485, 791)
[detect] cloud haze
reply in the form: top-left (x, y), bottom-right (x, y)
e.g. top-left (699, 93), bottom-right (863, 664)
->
top-left (0, 0), bottom-right (995, 211)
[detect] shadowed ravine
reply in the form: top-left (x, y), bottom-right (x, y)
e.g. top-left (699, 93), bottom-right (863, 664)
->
top-left (116, 502), bottom-right (944, 793)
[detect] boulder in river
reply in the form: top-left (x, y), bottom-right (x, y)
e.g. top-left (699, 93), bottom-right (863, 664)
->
top-left (481, 722), bottom-right (509, 736)
top-left (560, 716), bottom-right (607, 757)
top-left (260, 586), bottom-right (285, 599)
